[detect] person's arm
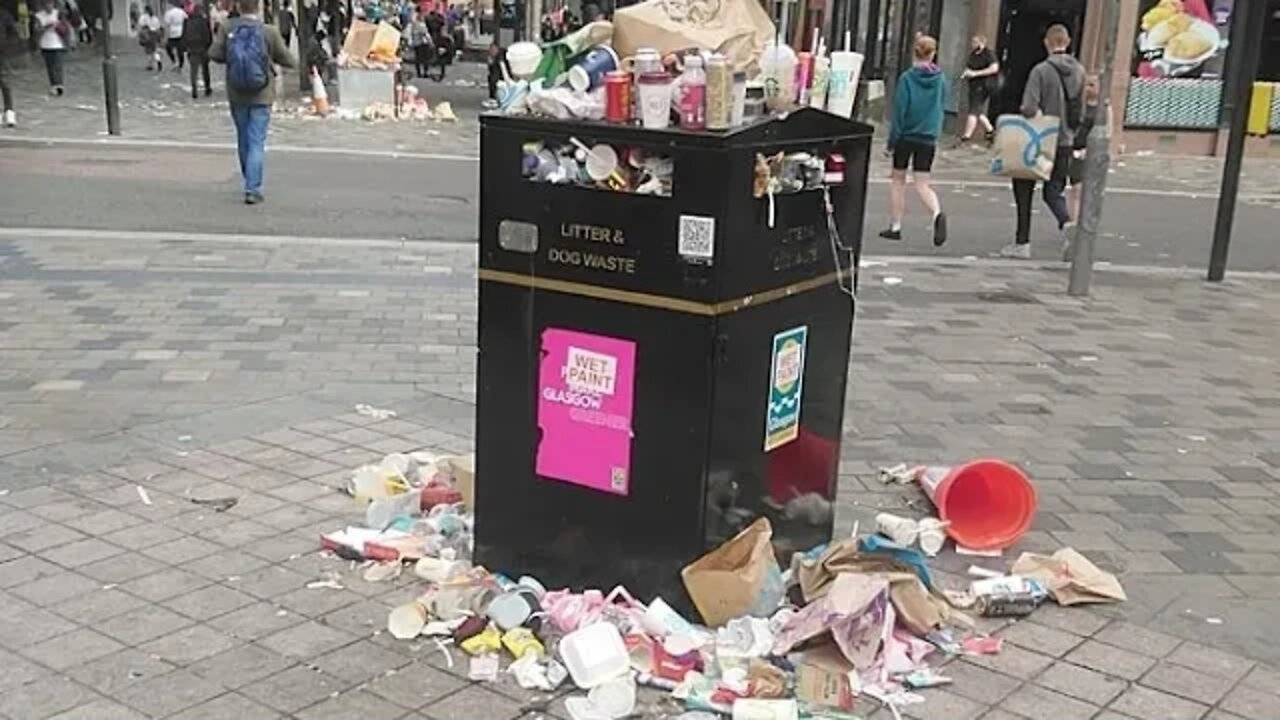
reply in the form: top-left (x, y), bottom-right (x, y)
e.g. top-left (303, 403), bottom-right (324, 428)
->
top-left (1021, 65), bottom-right (1043, 118)
top-left (977, 60), bottom-right (999, 78)
top-left (208, 22), bottom-right (226, 62)
top-left (268, 25), bottom-right (295, 68)
top-left (889, 75), bottom-right (908, 149)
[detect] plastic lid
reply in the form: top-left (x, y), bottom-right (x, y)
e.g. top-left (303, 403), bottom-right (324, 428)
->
top-left (637, 72), bottom-right (671, 84)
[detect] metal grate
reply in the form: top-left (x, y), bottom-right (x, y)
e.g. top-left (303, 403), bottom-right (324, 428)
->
top-left (1124, 77), bottom-right (1222, 129)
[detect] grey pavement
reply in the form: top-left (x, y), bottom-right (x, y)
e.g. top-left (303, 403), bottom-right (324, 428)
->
top-left (1, 230), bottom-right (1279, 719)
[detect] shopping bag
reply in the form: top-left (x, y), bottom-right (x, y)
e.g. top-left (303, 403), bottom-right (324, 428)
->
top-left (612, 0), bottom-right (775, 75)
top-left (681, 517), bottom-right (785, 627)
top-left (990, 114), bottom-right (1060, 181)
top-left (1011, 547), bottom-right (1127, 605)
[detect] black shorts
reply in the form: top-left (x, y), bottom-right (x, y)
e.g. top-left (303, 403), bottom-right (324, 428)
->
top-left (966, 82), bottom-right (989, 114)
top-left (892, 141), bottom-right (936, 173)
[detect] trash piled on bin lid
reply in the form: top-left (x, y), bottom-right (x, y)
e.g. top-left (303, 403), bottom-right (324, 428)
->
top-left (318, 450), bottom-right (1126, 718)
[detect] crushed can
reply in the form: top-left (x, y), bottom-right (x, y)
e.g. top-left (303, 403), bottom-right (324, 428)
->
top-left (975, 591), bottom-right (1040, 617)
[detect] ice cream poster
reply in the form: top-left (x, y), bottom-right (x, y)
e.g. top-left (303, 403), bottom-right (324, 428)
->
top-left (536, 328), bottom-right (636, 496)
top-left (765, 325), bottom-right (808, 452)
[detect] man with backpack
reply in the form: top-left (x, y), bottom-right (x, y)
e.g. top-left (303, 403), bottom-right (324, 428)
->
top-left (209, 0), bottom-right (295, 205)
top-left (998, 23), bottom-right (1084, 259)
top-left (182, 1), bottom-right (212, 97)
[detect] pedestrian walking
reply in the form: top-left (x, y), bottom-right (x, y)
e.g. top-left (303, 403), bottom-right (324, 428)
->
top-left (1, 7), bottom-right (20, 126)
top-left (999, 23), bottom-right (1084, 259)
top-left (129, 0), bottom-right (140, 31)
top-left (34, 0), bottom-right (67, 96)
top-left (408, 10), bottom-right (430, 77)
top-left (278, 0), bottom-right (294, 47)
top-left (164, 0), bottom-right (187, 68)
top-left (959, 35), bottom-right (998, 144)
top-left (879, 34), bottom-right (947, 247)
top-left (209, 0), bottom-right (296, 204)
top-left (139, 5), bottom-right (163, 69)
top-left (182, 0), bottom-right (213, 97)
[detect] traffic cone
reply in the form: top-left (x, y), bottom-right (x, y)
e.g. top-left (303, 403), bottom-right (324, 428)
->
top-left (311, 68), bottom-right (329, 116)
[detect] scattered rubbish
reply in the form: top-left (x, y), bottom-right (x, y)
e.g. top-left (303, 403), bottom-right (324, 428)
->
top-left (875, 512), bottom-right (918, 546)
top-left (136, 486), bottom-right (153, 505)
top-left (961, 636), bottom-right (1003, 655)
top-left (177, 434), bottom-right (193, 442)
top-left (305, 572), bottom-right (345, 590)
top-left (795, 643), bottom-right (859, 711)
top-left (189, 496), bottom-right (238, 512)
top-left (730, 698), bottom-right (798, 720)
top-left (0, 489), bottom-right (10, 497)
top-left (469, 653), bottom-right (501, 681)
top-left (682, 518), bottom-right (785, 627)
top-left (971, 576), bottom-right (1046, 618)
top-left (565, 675), bottom-right (637, 720)
top-left (878, 463), bottom-right (922, 484)
top-left (388, 601), bottom-right (428, 639)
top-left (362, 561), bottom-right (402, 583)
top-left (967, 565), bottom-right (1004, 579)
top-left (916, 519), bottom-right (948, 557)
top-left (902, 668), bottom-right (951, 689)
top-left (561, 621), bottom-right (630, 688)
top-left (955, 545), bottom-right (1002, 557)
top-left (354, 403), bottom-right (397, 420)
top-left (1011, 548), bottom-right (1127, 605)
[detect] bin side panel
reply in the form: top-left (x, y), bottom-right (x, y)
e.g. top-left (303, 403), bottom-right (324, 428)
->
top-left (474, 281), bottom-right (715, 608)
top-left (705, 284), bottom-right (855, 562)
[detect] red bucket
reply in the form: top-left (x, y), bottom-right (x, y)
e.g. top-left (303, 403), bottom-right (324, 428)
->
top-left (920, 460), bottom-right (1037, 551)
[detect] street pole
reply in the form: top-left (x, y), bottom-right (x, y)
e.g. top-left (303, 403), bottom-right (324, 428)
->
top-left (1067, 0), bottom-right (1119, 296)
top-left (297, 0), bottom-right (311, 92)
top-left (100, 0), bottom-right (120, 134)
top-left (1208, 0), bottom-right (1267, 282)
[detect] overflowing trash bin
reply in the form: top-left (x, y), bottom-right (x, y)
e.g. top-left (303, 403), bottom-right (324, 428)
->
top-left (473, 109), bottom-right (872, 612)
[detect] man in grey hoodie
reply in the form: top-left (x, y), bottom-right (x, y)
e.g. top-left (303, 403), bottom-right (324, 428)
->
top-left (999, 23), bottom-right (1084, 259)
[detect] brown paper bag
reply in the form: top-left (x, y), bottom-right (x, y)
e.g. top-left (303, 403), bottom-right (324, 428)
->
top-left (612, 0), bottom-right (776, 75)
top-left (1011, 548), bottom-right (1127, 605)
top-left (991, 114), bottom-right (1061, 181)
top-left (682, 518), bottom-right (785, 627)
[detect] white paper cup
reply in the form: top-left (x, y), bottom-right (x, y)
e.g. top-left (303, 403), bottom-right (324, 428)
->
top-left (825, 50), bottom-right (864, 118)
top-left (918, 518), bottom-right (949, 556)
top-left (875, 512), bottom-right (919, 546)
top-left (637, 73), bottom-right (672, 130)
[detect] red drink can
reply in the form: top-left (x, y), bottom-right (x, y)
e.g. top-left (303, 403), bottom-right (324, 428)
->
top-left (605, 71), bottom-right (632, 123)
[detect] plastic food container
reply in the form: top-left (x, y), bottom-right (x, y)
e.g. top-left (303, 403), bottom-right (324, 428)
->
top-left (559, 621), bottom-right (630, 688)
top-left (507, 42), bottom-right (544, 79)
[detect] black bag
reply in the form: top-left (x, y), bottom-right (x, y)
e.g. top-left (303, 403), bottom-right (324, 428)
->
top-left (1055, 66), bottom-right (1083, 129)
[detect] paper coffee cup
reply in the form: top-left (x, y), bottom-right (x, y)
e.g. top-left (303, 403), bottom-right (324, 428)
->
top-left (875, 512), bottom-right (919, 546)
top-left (825, 51), bottom-right (864, 118)
top-left (918, 518), bottom-right (949, 556)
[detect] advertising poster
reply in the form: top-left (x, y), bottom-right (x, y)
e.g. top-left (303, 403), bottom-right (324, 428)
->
top-left (1133, 0), bottom-right (1232, 78)
top-left (535, 328), bottom-right (637, 496)
top-left (764, 326), bottom-right (808, 452)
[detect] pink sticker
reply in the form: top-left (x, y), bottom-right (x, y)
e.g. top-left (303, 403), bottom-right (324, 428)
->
top-left (536, 328), bottom-right (636, 496)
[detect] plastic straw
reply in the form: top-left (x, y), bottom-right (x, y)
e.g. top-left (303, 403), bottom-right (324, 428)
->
top-left (844, 30), bottom-right (851, 52)
top-left (811, 26), bottom-right (818, 54)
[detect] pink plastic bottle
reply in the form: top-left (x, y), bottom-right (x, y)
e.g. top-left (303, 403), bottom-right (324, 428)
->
top-left (678, 55), bottom-right (707, 130)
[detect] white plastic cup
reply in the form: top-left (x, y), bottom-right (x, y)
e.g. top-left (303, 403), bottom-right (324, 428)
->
top-left (875, 512), bottom-right (919, 546)
top-left (808, 54), bottom-right (831, 110)
top-left (825, 50), bottom-right (865, 118)
top-left (637, 72), bottom-right (673, 129)
top-left (760, 42), bottom-right (797, 112)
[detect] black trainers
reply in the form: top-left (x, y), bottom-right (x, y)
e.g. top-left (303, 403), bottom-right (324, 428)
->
top-left (933, 212), bottom-right (948, 247)
top-left (878, 228), bottom-right (903, 241)
top-left (244, 192), bottom-right (263, 205)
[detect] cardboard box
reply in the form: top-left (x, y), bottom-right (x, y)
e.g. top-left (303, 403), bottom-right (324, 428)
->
top-left (796, 643), bottom-right (860, 712)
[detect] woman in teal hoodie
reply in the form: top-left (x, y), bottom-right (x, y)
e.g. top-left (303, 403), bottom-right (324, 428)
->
top-left (880, 35), bottom-right (948, 247)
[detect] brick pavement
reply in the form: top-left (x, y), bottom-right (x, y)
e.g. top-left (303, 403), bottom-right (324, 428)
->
top-left (4, 43), bottom-right (1280, 202)
top-left (2, 232), bottom-right (1280, 719)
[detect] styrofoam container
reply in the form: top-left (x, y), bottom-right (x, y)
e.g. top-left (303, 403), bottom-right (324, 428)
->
top-left (559, 622), bottom-right (629, 688)
top-left (507, 42), bottom-right (544, 79)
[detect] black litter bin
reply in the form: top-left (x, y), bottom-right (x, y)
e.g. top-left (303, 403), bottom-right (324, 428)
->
top-left (473, 109), bottom-right (871, 613)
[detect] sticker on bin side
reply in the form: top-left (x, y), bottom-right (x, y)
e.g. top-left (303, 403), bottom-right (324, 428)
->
top-left (678, 215), bottom-right (715, 264)
top-left (764, 326), bottom-right (807, 452)
top-left (498, 219), bottom-right (539, 254)
top-left (536, 328), bottom-right (636, 496)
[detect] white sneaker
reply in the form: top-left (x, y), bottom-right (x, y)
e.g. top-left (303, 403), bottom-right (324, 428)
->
top-left (998, 242), bottom-right (1031, 259)
top-left (3, 110), bottom-right (14, 127)
top-left (1060, 222), bottom-right (1078, 261)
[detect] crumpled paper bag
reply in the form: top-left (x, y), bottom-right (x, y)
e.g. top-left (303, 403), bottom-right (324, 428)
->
top-left (682, 518), bottom-right (785, 627)
top-left (1011, 548), bottom-right (1126, 606)
top-left (796, 538), bottom-right (949, 635)
top-left (612, 0), bottom-right (775, 75)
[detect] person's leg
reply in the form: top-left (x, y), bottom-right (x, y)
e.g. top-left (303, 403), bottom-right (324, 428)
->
top-left (189, 55), bottom-right (198, 97)
top-left (961, 114), bottom-right (977, 141)
top-left (166, 38), bottom-right (176, 63)
top-left (998, 178), bottom-right (1034, 258)
top-left (41, 50), bottom-right (56, 87)
top-left (242, 104), bottom-right (270, 198)
top-left (230, 104), bottom-right (249, 186)
top-left (913, 145), bottom-right (945, 246)
top-left (1042, 147), bottom-right (1073, 229)
top-left (50, 50), bottom-right (64, 91)
top-left (1, 77), bottom-right (13, 113)
top-left (978, 112), bottom-right (994, 135)
top-left (201, 57), bottom-right (211, 94)
top-left (879, 144), bottom-right (911, 240)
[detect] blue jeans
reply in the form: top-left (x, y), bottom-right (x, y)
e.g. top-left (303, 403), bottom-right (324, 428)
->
top-left (230, 104), bottom-right (271, 194)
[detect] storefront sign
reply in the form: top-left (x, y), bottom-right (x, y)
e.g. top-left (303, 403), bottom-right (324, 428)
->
top-left (1133, 0), bottom-right (1229, 78)
top-left (536, 328), bottom-right (637, 496)
top-left (765, 326), bottom-right (808, 452)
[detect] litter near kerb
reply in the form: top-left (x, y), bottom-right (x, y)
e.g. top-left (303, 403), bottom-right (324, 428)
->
top-left (317, 450), bottom-right (1125, 718)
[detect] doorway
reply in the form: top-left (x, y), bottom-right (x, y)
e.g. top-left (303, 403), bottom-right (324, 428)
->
top-left (995, 0), bottom-right (1087, 114)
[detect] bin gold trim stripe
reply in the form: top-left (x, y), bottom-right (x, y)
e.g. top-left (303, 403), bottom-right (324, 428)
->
top-left (477, 269), bottom-right (845, 316)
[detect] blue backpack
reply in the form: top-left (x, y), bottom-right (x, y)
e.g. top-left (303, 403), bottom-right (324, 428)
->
top-left (226, 21), bottom-right (270, 92)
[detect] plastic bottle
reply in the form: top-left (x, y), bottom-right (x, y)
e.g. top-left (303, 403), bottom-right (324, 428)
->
top-left (705, 54), bottom-right (732, 130)
top-left (678, 55), bottom-right (707, 130)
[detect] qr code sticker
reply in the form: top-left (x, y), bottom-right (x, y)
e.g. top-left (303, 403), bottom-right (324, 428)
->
top-left (678, 214), bottom-right (715, 262)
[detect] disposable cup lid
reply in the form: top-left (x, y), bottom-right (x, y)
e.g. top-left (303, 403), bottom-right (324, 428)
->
top-left (638, 72), bottom-right (671, 84)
